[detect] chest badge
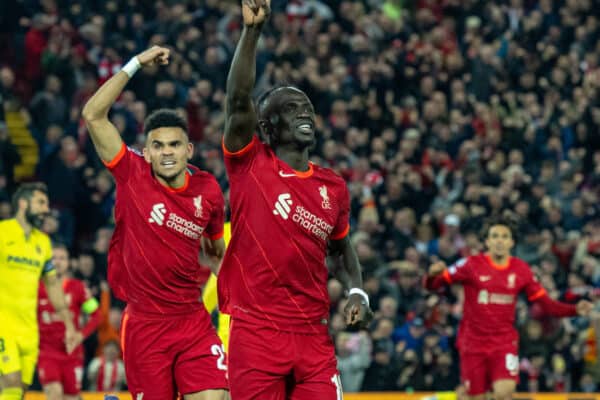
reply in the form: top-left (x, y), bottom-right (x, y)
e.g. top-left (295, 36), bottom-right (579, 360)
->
top-left (194, 195), bottom-right (203, 218)
top-left (507, 273), bottom-right (516, 289)
top-left (319, 186), bottom-right (331, 210)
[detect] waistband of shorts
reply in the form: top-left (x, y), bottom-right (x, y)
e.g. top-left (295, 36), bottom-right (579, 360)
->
top-left (231, 312), bottom-right (330, 335)
top-left (125, 304), bottom-right (207, 320)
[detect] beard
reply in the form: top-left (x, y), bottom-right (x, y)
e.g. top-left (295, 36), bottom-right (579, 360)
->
top-left (25, 206), bottom-right (46, 229)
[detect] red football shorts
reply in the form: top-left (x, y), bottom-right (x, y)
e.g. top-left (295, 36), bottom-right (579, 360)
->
top-left (460, 344), bottom-right (519, 395)
top-left (228, 319), bottom-right (343, 400)
top-left (121, 308), bottom-right (228, 400)
top-left (37, 354), bottom-right (83, 395)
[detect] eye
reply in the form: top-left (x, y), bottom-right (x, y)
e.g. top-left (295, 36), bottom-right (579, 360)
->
top-left (284, 103), bottom-right (297, 113)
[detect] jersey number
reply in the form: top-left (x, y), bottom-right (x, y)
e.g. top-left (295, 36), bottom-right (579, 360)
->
top-left (211, 344), bottom-right (227, 371)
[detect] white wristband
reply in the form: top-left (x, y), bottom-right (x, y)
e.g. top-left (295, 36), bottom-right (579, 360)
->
top-left (122, 57), bottom-right (141, 78)
top-left (349, 288), bottom-right (369, 307)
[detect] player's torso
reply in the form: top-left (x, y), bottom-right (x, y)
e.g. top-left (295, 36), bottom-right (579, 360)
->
top-left (0, 219), bottom-right (49, 331)
top-left (229, 152), bottom-right (343, 262)
top-left (38, 279), bottom-right (83, 355)
top-left (461, 256), bottom-right (526, 341)
top-left (114, 167), bottom-right (216, 280)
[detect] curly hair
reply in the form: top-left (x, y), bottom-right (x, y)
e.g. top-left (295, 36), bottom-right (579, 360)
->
top-left (480, 213), bottom-right (519, 241)
top-left (143, 109), bottom-right (188, 137)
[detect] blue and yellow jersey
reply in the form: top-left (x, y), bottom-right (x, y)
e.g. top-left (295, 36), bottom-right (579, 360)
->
top-left (203, 222), bottom-right (231, 349)
top-left (0, 218), bottom-right (54, 334)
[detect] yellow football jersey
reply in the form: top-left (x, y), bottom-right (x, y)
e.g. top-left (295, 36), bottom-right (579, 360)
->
top-left (0, 218), bottom-right (54, 333)
top-left (203, 222), bottom-right (231, 349)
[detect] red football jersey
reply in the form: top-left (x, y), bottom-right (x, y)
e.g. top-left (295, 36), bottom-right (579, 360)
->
top-left (442, 254), bottom-right (545, 351)
top-left (38, 278), bottom-right (88, 358)
top-left (105, 144), bottom-right (224, 316)
top-left (219, 136), bottom-right (350, 334)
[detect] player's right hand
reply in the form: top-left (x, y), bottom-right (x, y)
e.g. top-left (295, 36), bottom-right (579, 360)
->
top-left (428, 261), bottom-right (446, 277)
top-left (242, 0), bottom-right (271, 26)
top-left (65, 329), bottom-right (83, 354)
top-left (136, 46), bottom-right (170, 67)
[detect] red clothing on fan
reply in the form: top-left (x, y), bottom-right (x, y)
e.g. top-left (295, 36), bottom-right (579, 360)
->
top-left (219, 136), bottom-right (350, 335)
top-left (38, 278), bottom-right (100, 360)
top-left (105, 144), bottom-right (224, 315)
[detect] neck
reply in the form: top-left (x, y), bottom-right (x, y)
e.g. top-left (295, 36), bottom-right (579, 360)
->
top-left (15, 213), bottom-right (33, 236)
top-left (156, 170), bottom-right (187, 189)
top-left (275, 146), bottom-right (310, 171)
top-left (489, 253), bottom-right (509, 265)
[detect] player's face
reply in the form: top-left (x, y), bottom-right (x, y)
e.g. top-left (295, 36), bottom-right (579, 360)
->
top-left (144, 127), bottom-right (193, 182)
top-left (268, 88), bottom-right (316, 148)
top-left (485, 225), bottom-right (514, 257)
top-left (24, 190), bottom-right (50, 228)
top-left (52, 247), bottom-right (70, 276)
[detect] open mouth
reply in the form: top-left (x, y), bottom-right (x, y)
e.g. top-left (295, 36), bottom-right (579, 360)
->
top-left (296, 121), bottom-right (314, 135)
top-left (161, 160), bottom-right (177, 169)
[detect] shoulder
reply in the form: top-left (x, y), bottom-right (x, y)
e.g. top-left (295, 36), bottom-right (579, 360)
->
top-left (511, 257), bottom-right (531, 271)
top-left (0, 219), bottom-right (17, 235)
top-left (313, 164), bottom-right (348, 189)
top-left (189, 168), bottom-right (223, 197)
top-left (449, 256), bottom-right (471, 271)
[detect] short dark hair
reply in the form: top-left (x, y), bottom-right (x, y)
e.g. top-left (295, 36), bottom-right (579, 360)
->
top-left (143, 109), bottom-right (188, 137)
top-left (481, 213), bottom-right (518, 241)
top-left (12, 182), bottom-right (48, 212)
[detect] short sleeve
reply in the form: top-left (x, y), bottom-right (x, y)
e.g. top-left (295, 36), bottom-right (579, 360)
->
top-left (41, 236), bottom-right (55, 276)
top-left (522, 265), bottom-right (546, 301)
top-left (446, 257), bottom-right (472, 284)
top-left (103, 143), bottom-right (144, 184)
top-left (330, 183), bottom-right (350, 240)
top-left (222, 135), bottom-right (260, 175)
top-left (205, 184), bottom-right (225, 240)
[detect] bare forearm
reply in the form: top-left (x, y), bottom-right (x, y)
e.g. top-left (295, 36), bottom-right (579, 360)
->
top-left (341, 241), bottom-right (363, 289)
top-left (82, 72), bottom-right (129, 121)
top-left (227, 26), bottom-right (262, 111)
top-left (47, 279), bottom-right (75, 330)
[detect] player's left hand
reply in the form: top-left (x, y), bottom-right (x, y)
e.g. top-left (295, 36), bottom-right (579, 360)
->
top-left (65, 329), bottom-right (83, 354)
top-left (344, 294), bottom-right (373, 329)
top-left (576, 300), bottom-right (594, 316)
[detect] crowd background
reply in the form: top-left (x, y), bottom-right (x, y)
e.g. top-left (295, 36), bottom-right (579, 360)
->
top-left (1, 0), bottom-right (600, 393)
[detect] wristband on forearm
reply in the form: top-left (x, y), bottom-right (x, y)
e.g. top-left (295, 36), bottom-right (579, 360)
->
top-left (349, 288), bottom-right (369, 307)
top-left (122, 57), bottom-right (141, 78)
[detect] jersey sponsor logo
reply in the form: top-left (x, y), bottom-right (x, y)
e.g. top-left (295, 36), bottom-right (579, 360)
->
top-left (273, 193), bottom-right (293, 219)
top-left (148, 203), bottom-right (205, 240)
top-left (279, 171), bottom-right (297, 178)
top-left (193, 195), bottom-right (203, 218)
top-left (6, 255), bottom-right (41, 267)
top-left (319, 185), bottom-right (331, 209)
top-left (477, 290), bottom-right (515, 305)
top-left (272, 193), bottom-right (334, 241)
top-left (148, 203), bottom-right (167, 225)
top-left (479, 275), bottom-right (491, 282)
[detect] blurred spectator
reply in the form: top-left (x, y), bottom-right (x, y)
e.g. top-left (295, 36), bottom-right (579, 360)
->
top-left (86, 340), bottom-right (126, 392)
top-left (336, 331), bottom-right (371, 392)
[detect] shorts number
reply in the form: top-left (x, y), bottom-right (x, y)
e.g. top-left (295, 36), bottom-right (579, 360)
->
top-left (211, 344), bottom-right (227, 371)
top-left (74, 366), bottom-right (83, 389)
top-left (505, 353), bottom-right (518, 375)
top-left (331, 374), bottom-right (344, 400)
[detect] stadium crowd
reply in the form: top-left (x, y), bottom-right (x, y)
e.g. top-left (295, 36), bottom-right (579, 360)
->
top-left (1, 0), bottom-right (600, 393)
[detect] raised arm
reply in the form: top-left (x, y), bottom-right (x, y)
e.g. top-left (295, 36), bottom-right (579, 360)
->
top-left (82, 46), bottom-right (170, 163)
top-left (423, 261), bottom-right (450, 290)
top-left (224, 0), bottom-right (271, 152)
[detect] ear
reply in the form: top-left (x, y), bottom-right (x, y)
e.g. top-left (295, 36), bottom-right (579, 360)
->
top-left (142, 147), bottom-right (151, 164)
top-left (187, 142), bottom-right (194, 160)
top-left (258, 119), bottom-right (271, 143)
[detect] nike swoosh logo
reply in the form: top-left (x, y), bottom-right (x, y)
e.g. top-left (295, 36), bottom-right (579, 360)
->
top-left (279, 171), bottom-right (297, 178)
